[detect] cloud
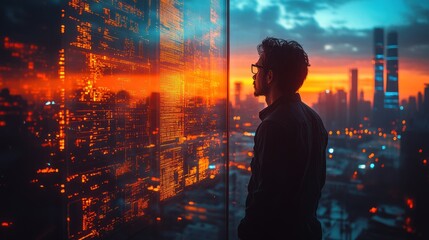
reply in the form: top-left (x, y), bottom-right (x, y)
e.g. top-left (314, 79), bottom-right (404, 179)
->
top-left (231, 2), bottom-right (369, 59)
top-left (231, 0), bottom-right (429, 67)
top-left (396, 24), bottom-right (429, 62)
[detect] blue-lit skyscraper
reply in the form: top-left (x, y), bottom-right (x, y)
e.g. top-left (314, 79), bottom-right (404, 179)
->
top-left (373, 28), bottom-right (385, 126)
top-left (385, 31), bottom-right (399, 121)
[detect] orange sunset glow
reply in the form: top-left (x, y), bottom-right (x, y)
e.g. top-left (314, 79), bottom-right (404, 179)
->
top-left (231, 51), bottom-right (429, 107)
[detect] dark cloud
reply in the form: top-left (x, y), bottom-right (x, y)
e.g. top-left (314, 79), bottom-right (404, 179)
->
top-left (281, 0), bottom-right (356, 16)
top-left (231, 0), bottom-right (429, 66)
top-left (392, 22), bottom-right (429, 61)
top-left (404, 1), bottom-right (429, 24)
top-left (231, 3), bottom-right (370, 60)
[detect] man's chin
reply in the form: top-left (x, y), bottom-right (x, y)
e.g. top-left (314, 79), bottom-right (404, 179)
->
top-left (254, 87), bottom-right (267, 97)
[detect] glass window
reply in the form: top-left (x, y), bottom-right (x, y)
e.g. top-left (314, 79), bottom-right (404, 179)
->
top-left (228, 2), bottom-right (428, 240)
top-left (0, 0), bottom-right (228, 239)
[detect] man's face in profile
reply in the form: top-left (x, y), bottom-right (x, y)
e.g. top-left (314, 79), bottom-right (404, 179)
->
top-left (253, 54), bottom-right (268, 97)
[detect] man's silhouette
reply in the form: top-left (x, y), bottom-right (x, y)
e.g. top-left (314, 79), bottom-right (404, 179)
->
top-left (238, 37), bottom-right (328, 240)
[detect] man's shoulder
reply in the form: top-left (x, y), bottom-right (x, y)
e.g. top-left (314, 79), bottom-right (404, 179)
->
top-left (301, 102), bottom-right (325, 124)
top-left (265, 101), bottom-right (305, 125)
top-left (264, 101), bottom-right (325, 131)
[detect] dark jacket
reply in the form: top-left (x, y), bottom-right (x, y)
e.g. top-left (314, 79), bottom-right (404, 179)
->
top-left (238, 93), bottom-right (328, 240)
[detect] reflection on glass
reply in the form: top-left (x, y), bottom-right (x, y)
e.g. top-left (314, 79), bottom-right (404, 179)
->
top-left (0, 0), bottom-right (227, 239)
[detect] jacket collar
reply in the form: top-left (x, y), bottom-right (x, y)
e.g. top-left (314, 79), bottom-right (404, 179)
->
top-left (259, 93), bottom-right (301, 120)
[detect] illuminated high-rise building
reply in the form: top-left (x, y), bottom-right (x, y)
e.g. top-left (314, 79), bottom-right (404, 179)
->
top-left (121, 97), bottom-right (152, 222)
top-left (63, 0), bottom-right (154, 238)
top-left (0, 0), bottom-right (228, 238)
top-left (183, 0), bottom-right (212, 187)
top-left (385, 31), bottom-right (399, 123)
top-left (373, 28), bottom-right (385, 126)
top-left (158, 0), bottom-right (185, 201)
top-left (148, 92), bottom-right (161, 179)
top-left (66, 88), bottom-right (118, 238)
top-left (349, 69), bottom-right (358, 127)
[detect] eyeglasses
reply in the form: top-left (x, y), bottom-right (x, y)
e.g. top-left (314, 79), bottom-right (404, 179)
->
top-left (251, 64), bottom-right (265, 74)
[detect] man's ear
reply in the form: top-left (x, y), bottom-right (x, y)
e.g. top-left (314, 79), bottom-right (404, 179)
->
top-left (267, 70), bottom-right (274, 84)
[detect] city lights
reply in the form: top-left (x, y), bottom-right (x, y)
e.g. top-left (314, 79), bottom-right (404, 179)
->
top-left (358, 164), bottom-right (366, 169)
top-left (369, 207), bottom-right (378, 214)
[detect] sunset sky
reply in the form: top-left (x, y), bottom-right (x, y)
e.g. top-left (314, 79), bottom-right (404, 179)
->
top-left (230, 0), bottom-right (429, 106)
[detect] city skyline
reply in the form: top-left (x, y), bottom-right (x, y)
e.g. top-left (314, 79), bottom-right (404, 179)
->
top-left (230, 0), bottom-right (429, 106)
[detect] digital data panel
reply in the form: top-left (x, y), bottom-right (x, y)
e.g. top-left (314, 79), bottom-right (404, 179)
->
top-left (0, 0), bottom-right (227, 239)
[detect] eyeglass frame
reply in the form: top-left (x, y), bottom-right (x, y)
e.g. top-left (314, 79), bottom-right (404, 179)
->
top-left (251, 64), bottom-right (268, 74)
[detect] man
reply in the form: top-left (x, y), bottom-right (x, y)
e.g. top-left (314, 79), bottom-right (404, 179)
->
top-left (238, 37), bottom-right (328, 240)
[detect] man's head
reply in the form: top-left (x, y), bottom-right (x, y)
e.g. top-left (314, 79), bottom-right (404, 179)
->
top-left (252, 37), bottom-right (310, 96)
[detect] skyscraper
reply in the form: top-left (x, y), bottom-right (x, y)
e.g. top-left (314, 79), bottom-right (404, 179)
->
top-left (418, 91), bottom-right (423, 113)
top-left (63, 1), bottom-right (155, 237)
top-left (349, 69), bottom-right (358, 127)
top-left (234, 81), bottom-right (242, 110)
top-left (385, 31), bottom-right (399, 121)
top-left (407, 96), bottom-right (417, 117)
top-left (424, 84), bottom-right (429, 115)
top-left (335, 89), bottom-right (348, 129)
top-left (159, 0), bottom-right (185, 201)
top-left (358, 90), bottom-right (372, 128)
top-left (373, 28), bottom-right (385, 126)
top-left (314, 90), bottom-right (334, 129)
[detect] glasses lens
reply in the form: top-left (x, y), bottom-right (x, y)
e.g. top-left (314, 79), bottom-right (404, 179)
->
top-left (252, 65), bottom-right (258, 74)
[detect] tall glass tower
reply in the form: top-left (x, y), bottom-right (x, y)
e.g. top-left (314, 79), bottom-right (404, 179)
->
top-left (385, 31), bottom-right (399, 113)
top-left (373, 28), bottom-right (384, 125)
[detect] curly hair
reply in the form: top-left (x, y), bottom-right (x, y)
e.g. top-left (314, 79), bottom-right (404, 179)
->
top-left (257, 37), bottom-right (310, 94)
